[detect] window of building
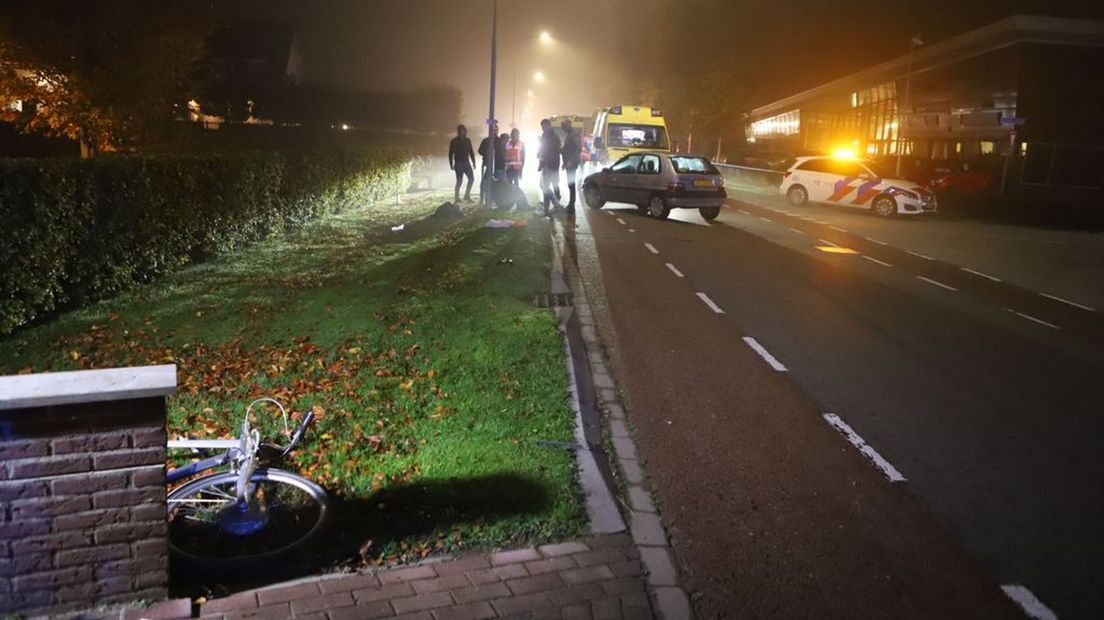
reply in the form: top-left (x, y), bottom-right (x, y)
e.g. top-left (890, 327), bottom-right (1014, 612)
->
top-left (955, 142), bottom-right (962, 154)
top-left (980, 141), bottom-right (995, 155)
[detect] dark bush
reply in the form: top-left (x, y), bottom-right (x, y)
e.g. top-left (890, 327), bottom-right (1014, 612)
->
top-left (0, 148), bottom-right (412, 334)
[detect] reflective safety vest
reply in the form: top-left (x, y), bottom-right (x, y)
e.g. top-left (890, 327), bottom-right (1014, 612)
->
top-left (505, 140), bottom-right (524, 170)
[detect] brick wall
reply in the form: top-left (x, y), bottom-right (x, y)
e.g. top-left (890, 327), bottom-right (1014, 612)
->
top-left (0, 366), bottom-right (175, 617)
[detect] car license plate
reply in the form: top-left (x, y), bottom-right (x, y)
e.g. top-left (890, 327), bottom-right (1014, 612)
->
top-left (693, 179), bottom-right (713, 188)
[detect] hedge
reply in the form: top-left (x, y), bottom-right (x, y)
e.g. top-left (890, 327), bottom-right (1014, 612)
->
top-left (0, 148), bottom-right (413, 334)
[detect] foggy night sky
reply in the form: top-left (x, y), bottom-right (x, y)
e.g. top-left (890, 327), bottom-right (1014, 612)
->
top-left (224, 0), bottom-right (1104, 128)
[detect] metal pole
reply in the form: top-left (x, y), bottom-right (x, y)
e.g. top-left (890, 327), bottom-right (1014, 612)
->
top-left (485, 0), bottom-right (498, 206)
top-left (896, 52), bottom-right (913, 178)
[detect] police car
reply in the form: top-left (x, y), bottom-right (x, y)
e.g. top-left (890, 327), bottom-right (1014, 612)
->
top-left (780, 155), bottom-right (937, 217)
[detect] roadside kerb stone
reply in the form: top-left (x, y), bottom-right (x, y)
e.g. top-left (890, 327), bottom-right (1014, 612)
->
top-left (620, 459), bottom-right (645, 485)
top-left (551, 220), bottom-right (694, 619)
top-left (628, 485), bottom-right (656, 513)
top-left (538, 541), bottom-right (589, 557)
top-left (639, 547), bottom-right (678, 587)
top-left (653, 586), bottom-right (694, 620)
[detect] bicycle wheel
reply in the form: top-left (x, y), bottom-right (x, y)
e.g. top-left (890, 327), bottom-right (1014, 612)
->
top-left (167, 468), bottom-right (330, 571)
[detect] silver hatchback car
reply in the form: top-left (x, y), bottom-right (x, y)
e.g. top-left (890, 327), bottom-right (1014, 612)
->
top-left (582, 152), bottom-right (727, 220)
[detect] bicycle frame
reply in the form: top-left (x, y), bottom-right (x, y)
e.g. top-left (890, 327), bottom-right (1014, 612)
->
top-left (166, 398), bottom-right (299, 504)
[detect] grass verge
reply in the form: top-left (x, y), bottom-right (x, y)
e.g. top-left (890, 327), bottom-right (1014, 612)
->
top-left (0, 190), bottom-right (586, 579)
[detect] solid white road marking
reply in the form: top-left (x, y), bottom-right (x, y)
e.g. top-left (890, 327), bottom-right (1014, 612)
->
top-left (1001, 584), bottom-right (1058, 620)
top-left (862, 255), bottom-right (892, 267)
top-left (822, 413), bottom-right (906, 483)
top-left (916, 276), bottom-right (958, 291)
top-left (789, 227), bottom-right (804, 234)
top-left (866, 237), bottom-right (889, 246)
top-left (665, 263), bottom-right (685, 278)
top-left (829, 225), bottom-right (848, 233)
top-left (1040, 292), bottom-right (1095, 312)
top-left (907, 250), bottom-right (934, 260)
top-left (818, 239), bottom-right (839, 247)
top-left (616, 218), bottom-right (627, 225)
top-left (759, 216), bottom-right (773, 223)
top-left (1004, 308), bottom-right (1061, 330)
top-left (961, 267), bottom-right (1002, 282)
top-left (741, 337), bottom-right (787, 372)
top-left (696, 292), bottom-right (725, 314)
top-left (644, 243), bottom-right (659, 254)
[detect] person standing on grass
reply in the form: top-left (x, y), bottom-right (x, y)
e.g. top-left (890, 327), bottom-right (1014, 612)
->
top-left (449, 125), bottom-right (476, 203)
top-left (560, 119), bottom-right (582, 211)
top-left (538, 118), bottom-right (562, 212)
top-left (505, 128), bottom-right (525, 187)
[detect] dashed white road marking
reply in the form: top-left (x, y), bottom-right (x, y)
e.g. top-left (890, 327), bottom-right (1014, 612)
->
top-left (916, 276), bottom-right (958, 291)
top-left (789, 227), bottom-right (804, 235)
top-left (696, 292), bottom-right (725, 314)
top-left (829, 225), bottom-right (848, 233)
top-left (907, 250), bottom-right (934, 260)
top-left (758, 216), bottom-right (773, 223)
top-left (822, 413), bottom-right (907, 483)
top-left (665, 263), bottom-right (685, 278)
top-left (738, 209), bottom-right (751, 215)
top-left (814, 220), bottom-right (830, 224)
top-left (865, 237), bottom-right (889, 246)
top-left (741, 337), bottom-right (787, 372)
top-left (616, 217), bottom-right (627, 225)
top-left (644, 242), bottom-right (659, 255)
top-left (862, 255), bottom-right (892, 267)
top-left (1005, 308), bottom-right (1061, 330)
top-left (1040, 292), bottom-right (1095, 312)
top-left (961, 267), bottom-right (1002, 282)
top-left (1001, 584), bottom-right (1058, 620)
top-left (818, 239), bottom-right (839, 247)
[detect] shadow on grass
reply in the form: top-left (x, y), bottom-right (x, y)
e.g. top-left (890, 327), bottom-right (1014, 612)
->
top-left (170, 473), bottom-right (551, 597)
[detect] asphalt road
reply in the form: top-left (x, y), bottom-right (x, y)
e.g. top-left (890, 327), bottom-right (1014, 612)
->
top-left (563, 196), bottom-right (1104, 619)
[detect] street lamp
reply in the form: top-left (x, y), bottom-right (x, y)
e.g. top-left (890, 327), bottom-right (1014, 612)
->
top-left (533, 70), bottom-right (545, 83)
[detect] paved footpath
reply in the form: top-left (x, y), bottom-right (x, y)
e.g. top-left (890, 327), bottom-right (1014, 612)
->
top-left (127, 535), bottom-right (650, 620)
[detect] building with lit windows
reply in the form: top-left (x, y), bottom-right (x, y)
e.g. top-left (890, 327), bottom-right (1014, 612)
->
top-left (745, 16), bottom-right (1104, 192)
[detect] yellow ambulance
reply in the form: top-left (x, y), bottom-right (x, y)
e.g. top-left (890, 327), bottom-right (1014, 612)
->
top-left (591, 106), bottom-right (671, 168)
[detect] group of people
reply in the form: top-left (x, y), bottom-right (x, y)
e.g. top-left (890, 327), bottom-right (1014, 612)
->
top-left (447, 118), bottom-right (582, 213)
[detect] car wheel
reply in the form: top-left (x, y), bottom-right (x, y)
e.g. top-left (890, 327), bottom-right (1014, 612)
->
top-left (872, 195), bottom-right (896, 217)
top-left (786, 185), bottom-right (809, 206)
top-left (583, 185), bottom-right (605, 209)
top-left (648, 196), bottom-right (671, 220)
top-left (699, 206), bottom-right (721, 221)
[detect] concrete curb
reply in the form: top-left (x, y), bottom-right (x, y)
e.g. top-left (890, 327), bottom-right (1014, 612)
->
top-left (548, 217), bottom-right (695, 620)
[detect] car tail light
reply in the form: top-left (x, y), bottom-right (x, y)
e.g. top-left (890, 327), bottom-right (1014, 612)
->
top-left (668, 182), bottom-right (685, 192)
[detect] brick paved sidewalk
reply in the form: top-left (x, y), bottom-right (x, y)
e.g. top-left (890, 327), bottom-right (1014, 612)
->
top-left (129, 534), bottom-right (652, 620)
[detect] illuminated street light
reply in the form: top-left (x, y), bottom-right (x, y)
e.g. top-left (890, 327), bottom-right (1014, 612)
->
top-left (540, 31), bottom-right (552, 44)
top-left (533, 70), bottom-right (545, 83)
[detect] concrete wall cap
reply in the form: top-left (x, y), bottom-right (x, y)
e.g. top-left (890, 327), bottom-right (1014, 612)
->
top-left (0, 365), bottom-right (177, 410)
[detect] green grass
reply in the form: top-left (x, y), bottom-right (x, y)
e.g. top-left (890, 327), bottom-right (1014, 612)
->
top-left (0, 191), bottom-right (586, 571)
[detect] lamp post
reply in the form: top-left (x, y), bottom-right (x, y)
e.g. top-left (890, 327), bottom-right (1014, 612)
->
top-left (895, 36), bottom-right (924, 178)
top-left (484, 0), bottom-right (499, 206)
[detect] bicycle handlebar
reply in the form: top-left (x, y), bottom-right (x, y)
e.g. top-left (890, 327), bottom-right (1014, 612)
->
top-left (281, 410), bottom-right (316, 457)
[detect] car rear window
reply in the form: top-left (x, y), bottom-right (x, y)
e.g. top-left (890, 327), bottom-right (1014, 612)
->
top-left (607, 123), bottom-right (670, 149)
top-left (670, 156), bottom-right (718, 174)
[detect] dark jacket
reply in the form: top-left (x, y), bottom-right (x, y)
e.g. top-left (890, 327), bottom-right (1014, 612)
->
top-left (538, 128), bottom-right (562, 171)
top-left (479, 136), bottom-right (507, 172)
top-left (449, 136), bottom-right (475, 169)
top-left (561, 129), bottom-right (582, 170)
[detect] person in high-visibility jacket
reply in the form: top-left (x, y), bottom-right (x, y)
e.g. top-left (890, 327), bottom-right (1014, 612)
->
top-left (505, 128), bottom-right (526, 187)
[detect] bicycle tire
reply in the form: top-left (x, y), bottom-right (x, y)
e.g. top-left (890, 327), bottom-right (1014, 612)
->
top-left (167, 468), bottom-right (330, 572)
